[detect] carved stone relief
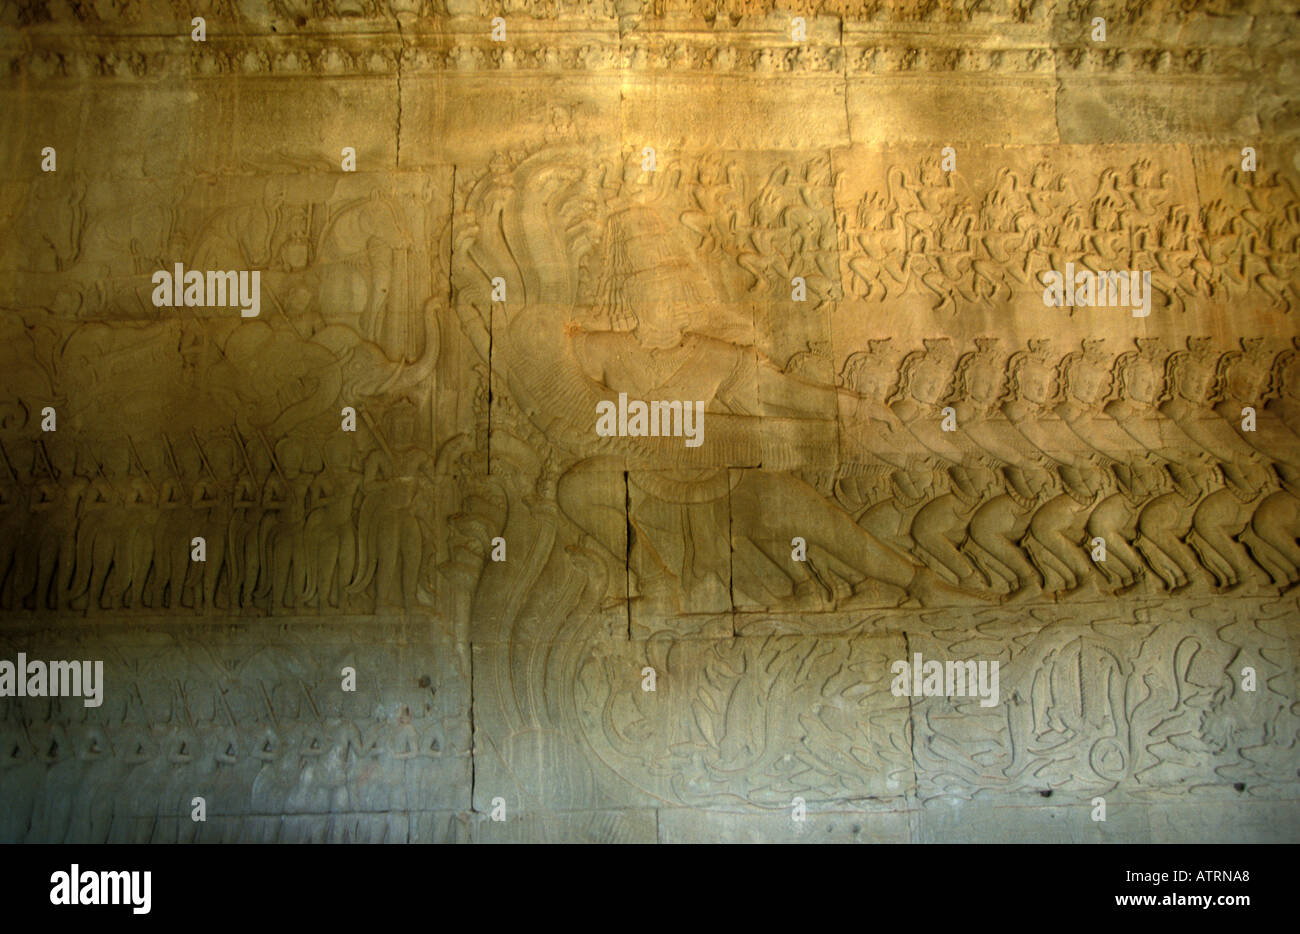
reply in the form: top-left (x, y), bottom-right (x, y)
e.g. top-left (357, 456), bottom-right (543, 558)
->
top-left (1, 0), bottom-right (1297, 843)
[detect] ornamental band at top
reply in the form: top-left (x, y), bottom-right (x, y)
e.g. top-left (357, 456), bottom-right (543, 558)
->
top-left (0, 0), bottom-right (1297, 845)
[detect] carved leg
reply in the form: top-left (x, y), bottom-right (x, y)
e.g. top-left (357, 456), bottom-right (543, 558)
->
top-left (1086, 495), bottom-right (1141, 591)
top-left (1136, 494), bottom-right (1201, 591)
top-left (912, 496), bottom-right (982, 587)
top-left (969, 496), bottom-right (1041, 596)
top-left (1250, 492), bottom-right (1300, 587)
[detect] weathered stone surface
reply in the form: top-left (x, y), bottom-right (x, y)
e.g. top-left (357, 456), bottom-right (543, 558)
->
top-left (909, 598), bottom-right (1300, 802)
top-left (1055, 78), bottom-right (1262, 145)
top-left (846, 76), bottom-right (1060, 146)
top-left (473, 633), bottom-right (911, 811)
top-left (402, 74), bottom-right (623, 167)
top-left (912, 798), bottom-right (1154, 844)
top-left (1144, 800), bottom-right (1300, 844)
top-left (658, 806), bottom-right (910, 843)
top-left (469, 809), bottom-right (658, 844)
top-left (1, 0), bottom-right (1297, 844)
top-left (0, 619), bottom-right (471, 843)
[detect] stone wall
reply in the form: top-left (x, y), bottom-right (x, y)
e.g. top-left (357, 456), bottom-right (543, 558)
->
top-left (1, 0), bottom-right (1298, 842)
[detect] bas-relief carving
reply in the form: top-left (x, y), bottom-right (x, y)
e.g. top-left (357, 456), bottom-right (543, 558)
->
top-left (834, 145), bottom-right (1299, 316)
top-left (448, 145), bottom-right (1300, 619)
top-left (910, 600), bottom-right (1300, 801)
top-left (823, 335), bottom-right (1300, 605)
top-left (453, 146), bottom-right (852, 626)
top-left (3, 171), bottom-right (446, 343)
top-left (3, 0), bottom-right (1289, 29)
top-left (472, 598), bottom-right (1299, 812)
top-left (451, 141), bottom-right (1298, 826)
top-left (0, 171), bottom-right (454, 615)
top-left (457, 146), bottom-right (843, 434)
top-left (473, 633), bottom-right (913, 810)
top-left (0, 0), bottom-right (1297, 839)
top-left (0, 624), bottom-right (470, 843)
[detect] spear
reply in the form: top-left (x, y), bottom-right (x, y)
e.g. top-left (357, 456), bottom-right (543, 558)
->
top-left (0, 439), bottom-right (17, 485)
top-left (229, 429), bottom-right (262, 515)
top-left (34, 438), bottom-right (59, 482)
top-left (259, 680), bottom-right (279, 729)
top-left (188, 430), bottom-right (220, 511)
top-left (175, 678), bottom-right (194, 730)
top-left (230, 427), bottom-right (254, 479)
top-left (261, 286), bottom-right (306, 342)
top-left (162, 433), bottom-right (190, 501)
top-left (190, 429), bottom-right (216, 480)
top-left (301, 681), bottom-right (323, 724)
top-left (217, 686), bottom-right (237, 729)
top-left (84, 445), bottom-right (110, 487)
top-left (125, 435), bottom-right (158, 499)
top-left (199, 646), bottom-right (240, 729)
top-left (360, 409), bottom-right (394, 461)
top-left (255, 428), bottom-right (289, 487)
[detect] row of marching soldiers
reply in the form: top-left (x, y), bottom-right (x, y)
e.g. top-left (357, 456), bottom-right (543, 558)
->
top-left (0, 423), bottom-right (436, 613)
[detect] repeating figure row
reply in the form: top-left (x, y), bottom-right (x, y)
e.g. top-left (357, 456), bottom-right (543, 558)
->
top-left (1, 604), bottom-right (1294, 841)
top-left (3, 335), bottom-right (1300, 614)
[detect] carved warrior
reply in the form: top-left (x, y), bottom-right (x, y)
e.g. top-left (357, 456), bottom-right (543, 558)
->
top-left (829, 336), bottom-right (1300, 601)
top-left (842, 157), bottom-right (1300, 314)
top-left (0, 147), bottom-right (1296, 614)
top-left (0, 414), bottom-right (442, 614)
top-left (0, 308), bottom-right (440, 615)
top-left (0, 645), bottom-right (462, 843)
top-left (460, 147), bottom-right (999, 610)
top-left (450, 147), bottom-right (1300, 613)
top-left (0, 168), bottom-right (451, 615)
